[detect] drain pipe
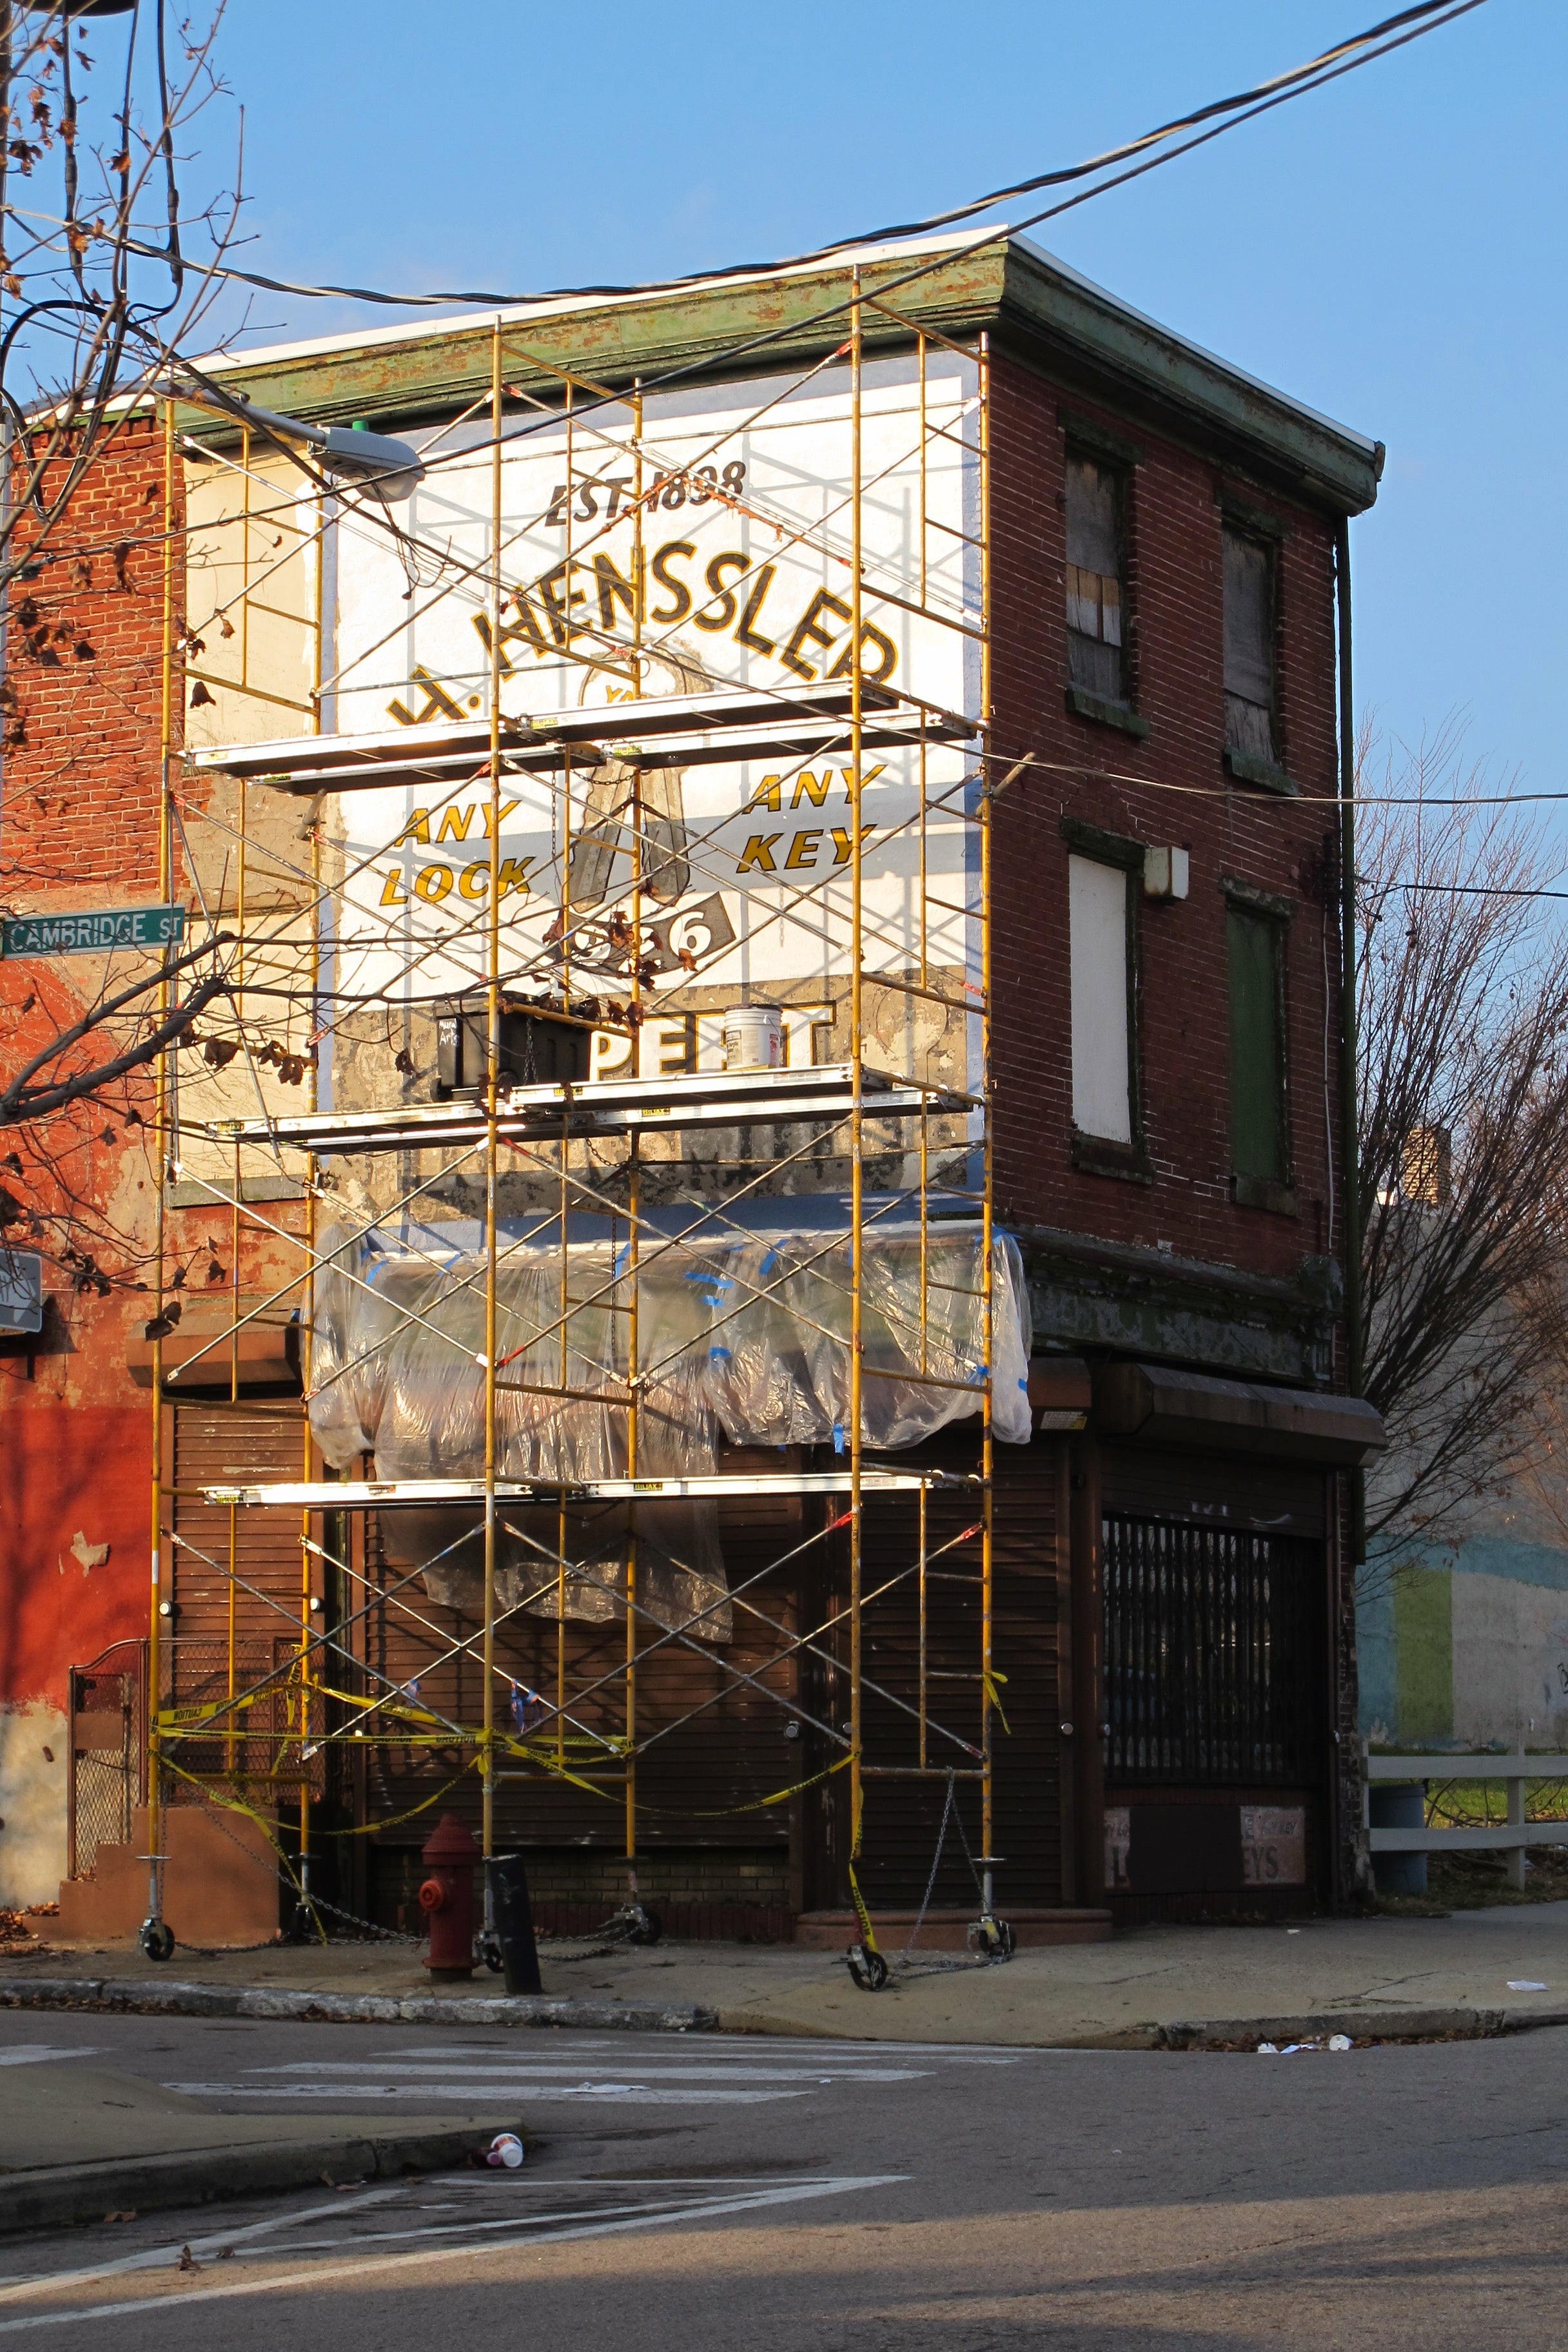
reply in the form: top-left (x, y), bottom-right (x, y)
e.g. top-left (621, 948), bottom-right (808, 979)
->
top-left (1335, 513), bottom-right (1365, 1912)
top-left (1335, 518), bottom-right (1363, 1513)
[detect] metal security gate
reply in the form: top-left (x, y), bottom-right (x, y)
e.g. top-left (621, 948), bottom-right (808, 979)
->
top-left (67, 1640), bottom-right (146, 1879)
top-left (1102, 1516), bottom-right (1320, 1786)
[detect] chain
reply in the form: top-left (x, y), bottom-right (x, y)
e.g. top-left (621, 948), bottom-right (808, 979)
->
top-left (949, 1776), bottom-right (987, 1901)
top-left (907, 1773), bottom-right (957, 1952)
top-left (309, 1893), bottom-right (421, 1945)
top-left (891, 1770), bottom-right (996, 1979)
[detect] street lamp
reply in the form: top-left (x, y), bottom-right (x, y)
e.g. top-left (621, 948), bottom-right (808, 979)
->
top-left (152, 378), bottom-right (426, 503)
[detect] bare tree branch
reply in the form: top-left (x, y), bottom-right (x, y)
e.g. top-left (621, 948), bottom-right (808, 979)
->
top-left (1357, 721), bottom-right (1568, 1562)
top-left (0, 930), bottom-right (232, 1120)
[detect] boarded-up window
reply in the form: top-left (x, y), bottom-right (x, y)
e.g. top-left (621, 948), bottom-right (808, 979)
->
top-left (1066, 456), bottom-right (1124, 703)
top-left (1070, 853), bottom-right (1132, 1142)
top-left (1228, 906), bottom-right (1287, 1181)
top-left (1222, 525), bottom-right (1276, 763)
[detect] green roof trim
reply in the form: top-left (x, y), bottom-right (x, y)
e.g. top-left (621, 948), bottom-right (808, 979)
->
top-left (186, 234), bottom-right (1382, 517)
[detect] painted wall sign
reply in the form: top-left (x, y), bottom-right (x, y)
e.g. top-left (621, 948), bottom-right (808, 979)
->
top-left (1, 905), bottom-right (187, 959)
top-left (1103, 1804), bottom-right (1307, 1891)
top-left (1239, 1806), bottom-right (1307, 1887)
top-left (327, 353), bottom-right (981, 1009)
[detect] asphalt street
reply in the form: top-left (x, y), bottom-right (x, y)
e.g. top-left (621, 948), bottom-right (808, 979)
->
top-left (1, 2008), bottom-right (1565, 2347)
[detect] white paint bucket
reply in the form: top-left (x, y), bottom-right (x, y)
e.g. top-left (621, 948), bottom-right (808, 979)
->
top-left (721, 1004), bottom-right (784, 1071)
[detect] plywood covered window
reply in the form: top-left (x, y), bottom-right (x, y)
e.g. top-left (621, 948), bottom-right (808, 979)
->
top-left (1222, 524), bottom-right (1277, 763)
top-left (1066, 455), bottom-right (1124, 704)
top-left (1227, 904), bottom-right (1289, 1189)
top-left (1070, 852), bottom-right (1133, 1144)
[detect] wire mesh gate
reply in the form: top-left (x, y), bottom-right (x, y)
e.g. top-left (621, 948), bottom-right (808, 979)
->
top-left (67, 1641), bottom-right (146, 1881)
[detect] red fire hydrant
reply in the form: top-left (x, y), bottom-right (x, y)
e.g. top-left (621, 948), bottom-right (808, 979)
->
top-left (419, 1812), bottom-right (479, 1979)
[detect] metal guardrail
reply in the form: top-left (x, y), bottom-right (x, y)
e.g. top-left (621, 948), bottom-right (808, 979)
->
top-left (1364, 1750), bottom-right (1568, 1889)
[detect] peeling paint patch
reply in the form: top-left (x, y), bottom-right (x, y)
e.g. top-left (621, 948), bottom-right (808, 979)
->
top-left (0, 1701), bottom-right (68, 1907)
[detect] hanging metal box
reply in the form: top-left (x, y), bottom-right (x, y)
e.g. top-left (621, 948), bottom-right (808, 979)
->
top-left (0, 1248), bottom-right (43, 1335)
top-left (433, 997), bottom-right (591, 1099)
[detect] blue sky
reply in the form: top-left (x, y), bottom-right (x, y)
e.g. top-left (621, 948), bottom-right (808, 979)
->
top-left (177, 1), bottom-right (1556, 805)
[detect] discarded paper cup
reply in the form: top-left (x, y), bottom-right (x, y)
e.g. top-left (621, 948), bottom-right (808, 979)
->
top-left (1328, 2034), bottom-right (1352, 2052)
top-left (485, 2132), bottom-right (524, 2169)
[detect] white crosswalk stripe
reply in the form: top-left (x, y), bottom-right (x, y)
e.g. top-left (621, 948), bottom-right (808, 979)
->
top-left (168, 2079), bottom-right (805, 2105)
top-left (253, 2059), bottom-right (928, 2082)
top-left (0, 2175), bottom-right (906, 2334)
top-left (162, 2037), bottom-right (955, 2110)
top-left (0, 2047), bottom-right (101, 2068)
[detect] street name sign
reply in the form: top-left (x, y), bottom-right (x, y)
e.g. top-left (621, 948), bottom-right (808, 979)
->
top-left (1, 905), bottom-right (187, 959)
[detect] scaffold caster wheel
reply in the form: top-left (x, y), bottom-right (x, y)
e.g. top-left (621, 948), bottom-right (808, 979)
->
top-left (967, 1914), bottom-right (1015, 1961)
top-left (478, 1930), bottom-right (504, 1974)
top-left (140, 1919), bottom-right (175, 1963)
top-left (847, 1943), bottom-right (888, 1992)
top-left (625, 1902), bottom-right (663, 1946)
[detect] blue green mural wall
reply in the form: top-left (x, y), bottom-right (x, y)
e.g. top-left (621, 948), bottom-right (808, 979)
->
top-left (1358, 1538), bottom-right (1568, 1750)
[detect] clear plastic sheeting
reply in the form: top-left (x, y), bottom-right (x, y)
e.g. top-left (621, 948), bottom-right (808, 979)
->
top-left (700, 1226), bottom-right (1033, 1450)
top-left (308, 1217), bottom-right (1031, 1633)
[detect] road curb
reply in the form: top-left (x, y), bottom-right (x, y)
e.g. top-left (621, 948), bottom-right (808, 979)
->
top-left (1150, 2003), bottom-right (1568, 2050)
top-left (1, 2124), bottom-right (507, 2238)
top-left (3, 1975), bottom-right (1561, 2051)
top-left (714, 2000), bottom-right (1568, 2049)
top-left (0, 1976), bottom-right (717, 2034)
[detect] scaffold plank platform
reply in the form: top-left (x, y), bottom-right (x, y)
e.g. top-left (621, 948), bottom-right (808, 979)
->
top-left (204, 1061), bottom-right (972, 1155)
top-left (187, 681), bottom-right (972, 793)
top-left (202, 1469), bottom-right (976, 1509)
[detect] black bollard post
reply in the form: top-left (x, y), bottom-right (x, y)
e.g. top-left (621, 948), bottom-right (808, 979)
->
top-left (491, 1852), bottom-right (543, 1995)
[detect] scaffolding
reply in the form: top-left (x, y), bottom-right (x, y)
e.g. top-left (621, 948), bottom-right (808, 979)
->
top-left (138, 263), bottom-right (1017, 1982)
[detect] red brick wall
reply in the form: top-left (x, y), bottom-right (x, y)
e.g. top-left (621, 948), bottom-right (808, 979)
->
top-left (0, 420), bottom-right (181, 1769)
top-left (5, 413), bottom-right (175, 901)
top-left (0, 418), bottom-right (308, 1902)
top-left (988, 349), bottom-right (1344, 1283)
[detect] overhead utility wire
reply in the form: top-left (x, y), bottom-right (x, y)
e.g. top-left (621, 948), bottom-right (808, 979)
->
top-left (141, 6), bottom-right (1503, 1106)
top-left (126, 0), bottom-right (1483, 766)
top-left (51, 0), bottom-right (1476, 628)
top-left (63, 0), bottom-right (1485, 315)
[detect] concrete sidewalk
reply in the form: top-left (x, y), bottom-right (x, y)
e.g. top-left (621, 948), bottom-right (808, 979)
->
top-left (3, 1901), bottom-right (1566, 2048)
top-left (0, 2059), bottom-right (513, 2234)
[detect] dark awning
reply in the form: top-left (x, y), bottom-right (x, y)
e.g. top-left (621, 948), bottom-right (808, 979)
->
top-left (1093, 1362), bottom-right (1384, 1464)
top-left (1028, 1355), bottom-right (1092, 1433)
top-left (126, 1309), bottom-right (300, 1398)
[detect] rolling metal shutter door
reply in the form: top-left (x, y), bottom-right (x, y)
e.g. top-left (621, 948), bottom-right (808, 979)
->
top-left (167, 1408), bottom-right (309, 1781)
top-left (853, 1439), bottom-right (1064, 1911)
top-left (358, 1455), bottom-right (804, 1852)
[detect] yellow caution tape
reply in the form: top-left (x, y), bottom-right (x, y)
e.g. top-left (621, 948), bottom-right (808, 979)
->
top-left (847, 1781), bottom-right (881, 1959)
top-left (316, 1763), bottom-right (482, 1838)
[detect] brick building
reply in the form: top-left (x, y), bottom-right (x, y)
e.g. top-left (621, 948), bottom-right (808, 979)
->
top-left (0, 234), bottom-right (1386, 1943)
